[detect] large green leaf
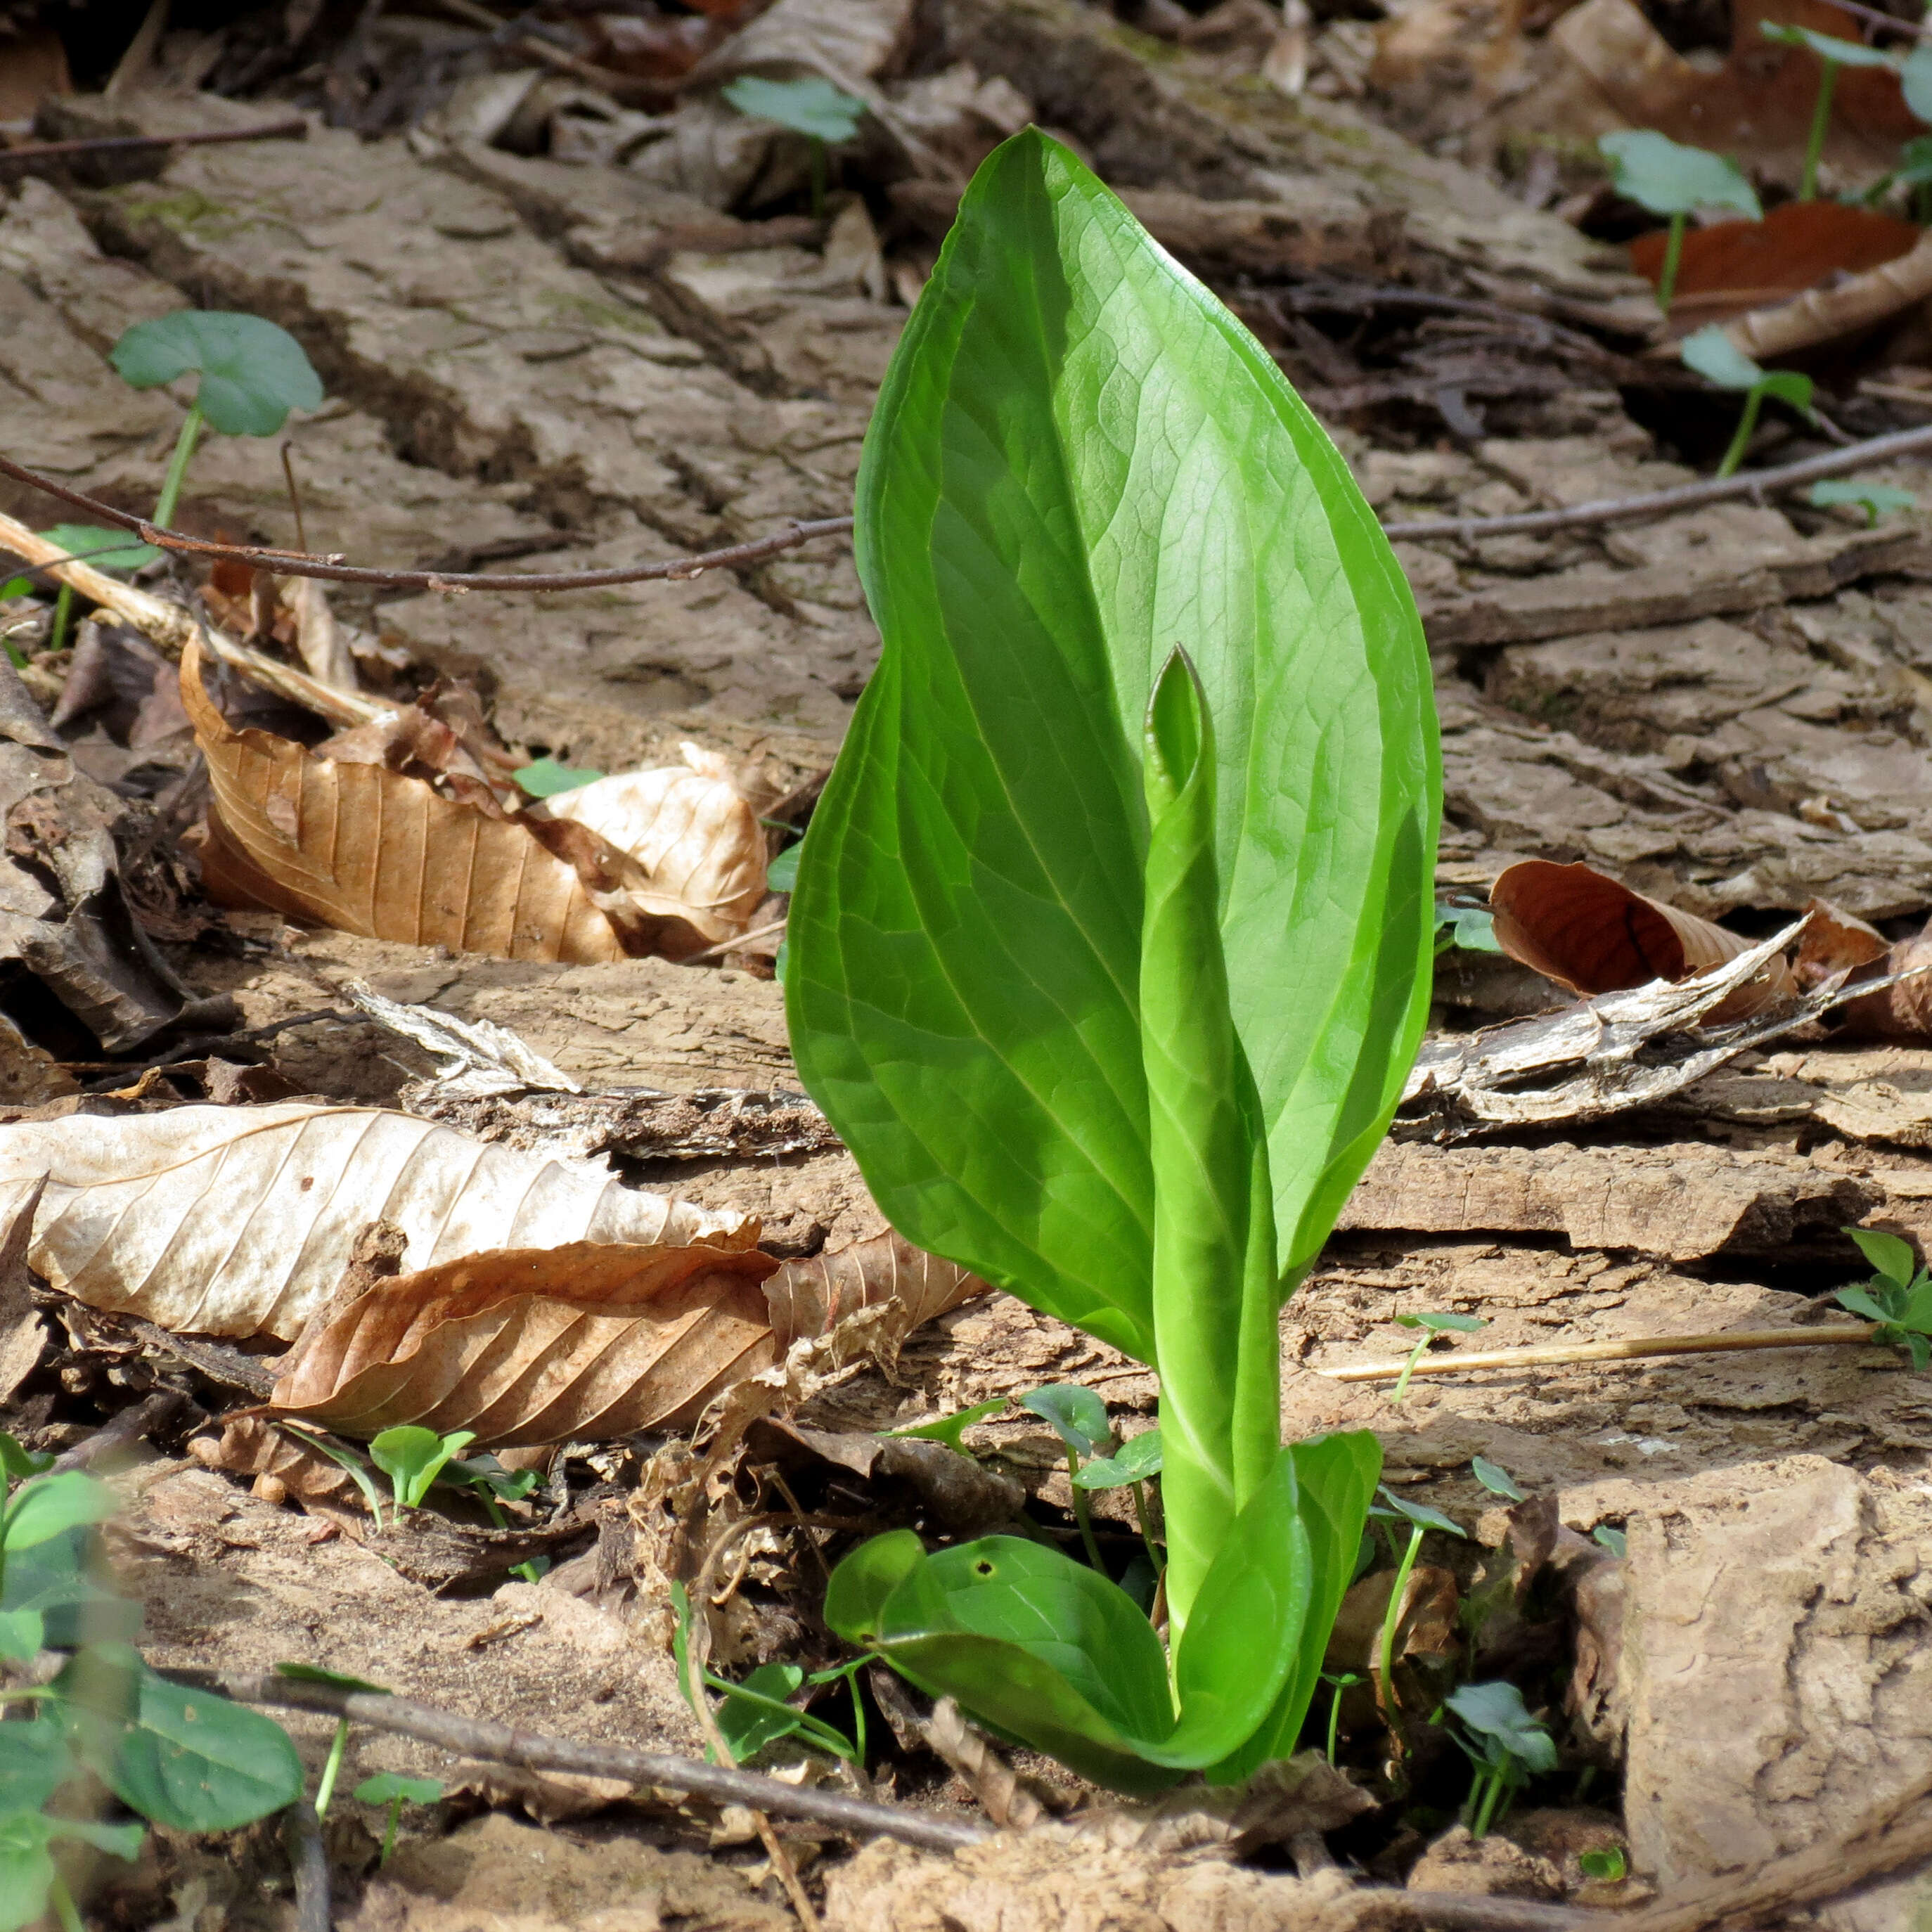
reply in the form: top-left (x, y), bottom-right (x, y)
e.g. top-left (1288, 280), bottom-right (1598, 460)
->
top-left (110, 311), bottom-right (323, 437)
top-left (787, 129), bottom-right (1437, 1360)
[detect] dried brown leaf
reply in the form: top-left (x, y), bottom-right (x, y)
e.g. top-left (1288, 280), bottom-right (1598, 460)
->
top-left (1830, 915), bottom-right (1932, 1039)
top-left (193, 1414), bottom-right (370, 1519)
top-left (264, 1240), bottom-right (780, 1445)
top-left (764, 1230), bottom-right (987, 1353)
top-left (181, 636), bottom-right (629, 963)
top-left (0, 1173), bottom-right (47, 1404)
top-left (536, 745), bottom-right (767, 952)
top-left (0, 1101), bottom-right (752, 1341)
top-left (1490, 858), bottom-right (1792, 1020)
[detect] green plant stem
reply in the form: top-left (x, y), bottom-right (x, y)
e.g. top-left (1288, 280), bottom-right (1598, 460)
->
top-left (1470, 1767), bottom-right (1504, 1839)
top-left (153, 401), bottom-right (204, 529)
top-left (313, 1716), bottom-right (350, 1817)
top-left (809, 137), bottom-right (826, 219)
top-left (380, 1797), bottom-right (403, 1865)
top-left (1655, 212), bottom-right (1686, 314)
top-left (47, 1872), bottom-right (84, 1932)
top-left (1389, 1335), bottom-right (1431, 1405)
top-left (1325, 1680), bottom-right (1346, 1766)
top-left (1128, 1479), bottom-right (1163, 1579)
top-left (1066, 1447), bottom-right (1105, 1571)
top-left (1374, 1524), bottom-right (1425, 1716)
top-left (50, 583), bottom-right (72, 654)
top-left (1717, 387), bottom-right (1767, 479)
top-left (1801, 61), bottom-right (1839, 200)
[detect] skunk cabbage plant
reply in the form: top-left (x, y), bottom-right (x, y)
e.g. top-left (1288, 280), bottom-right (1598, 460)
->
top-left (787, 130), bottom-right (1439, 1789)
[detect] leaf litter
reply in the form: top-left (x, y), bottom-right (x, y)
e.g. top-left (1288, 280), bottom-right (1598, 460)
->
top-left (4, 0), bottom-right (1932, 1926)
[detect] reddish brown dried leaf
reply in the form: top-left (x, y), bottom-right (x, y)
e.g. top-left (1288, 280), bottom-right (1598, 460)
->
top-left (1829, 915), bottom-right (1932, 1039)
top-left (265, 1242), bottom-right (781, 1446)
top-left (1489, 859), bottom-right (1793, 1019)
top-left (764, 1230), bottom-right (988, 1352)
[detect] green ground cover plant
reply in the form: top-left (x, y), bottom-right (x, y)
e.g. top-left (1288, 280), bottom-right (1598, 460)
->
top-left (721, 75), bottom-right (865, 218)
top-left (1759, 23), bottom-right (1900, 199)
top-left (788, 128), bottom-right (1438, 1791)
top-left (1596, 130), bottom-right (1760, 312)
top-left (1678, 326), bottom-right (1816, 477)
top-left (1837, 1227), bottom-right (1932, 1368)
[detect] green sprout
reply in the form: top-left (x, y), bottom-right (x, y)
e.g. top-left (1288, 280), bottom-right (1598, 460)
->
top-left (368, 1427), bottom-right (478, 1512)
top-left (1592, 1524), bottom-right (1628, 1557)
top-left (1320, 1669), bottom-right (1363, 1765)
top-left (1597, 130), bottom-right (1760, 314)
top-left (1388, 1310), bottom-right (1487, 1404)
top-left (1759, 23), bottom-right (1899, 200)
top-left (1469, 1455), bottom-right (1524, 1502)
top-left (513, 756), bottom-right (603, 798)
top-left (354, 1772), bottom-right (444, 1866)
top-left (1809, 479), bottom-right (1917, 527)
top-left (1580, 1846), bottom-right (1629, 1882)
top-left (1445, 1680), bottom-right (1558, 1837)
top-left (1017, 1383), bottom-right (1112, 1569)
top-left (1434, 901), bottom-right (1501, 958)
top-left (110, 311), bottom-right (323, 529)
top-left (721, 75), bottom-right (865, 219)
top-left (1679, 326), bottom-right (1815, 479)
top-left (32, 524), bottom-right (163, 657)
top-left (273, 1663), bottom-right (388, 1818)
top-left (1369, 1488), bottom-right (1467, 1720)
top-left (1836, 1225), bottom-right (1932, 1370)
top-left (796, 130), bottom-right (1432, 1794)
top-left (881, 1396), bottom-right (1007, 1454)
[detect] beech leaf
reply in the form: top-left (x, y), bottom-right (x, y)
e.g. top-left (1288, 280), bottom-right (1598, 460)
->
top-left (0, 1102), bottom-right (752, 1341)
top-left (763, 1230), bottom-right (987, 1353)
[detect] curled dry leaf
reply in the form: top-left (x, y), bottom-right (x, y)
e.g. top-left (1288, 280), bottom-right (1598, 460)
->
top-left (1489, 859), bottom-right (1793, 1021)
top-left (0, 1101), bottom-right (752, 1341)
top-left (536, 744), bottom-right (767, 953)
top-left (262, 1240), bottom-right (780, 1445)
top-left (764, 1230), bottom-right (988, 1353)
top-left (181, 637), bottom-right (629, 963)
top-left (1827, 912), bottom-right (1932, 1040)
top-left (0, 1173), bottom-right (47, 1405)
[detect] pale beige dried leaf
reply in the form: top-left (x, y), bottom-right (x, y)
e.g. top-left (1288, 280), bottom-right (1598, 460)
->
top-left (538, 744), bottom-right (766, 948)
top-left (0, 1102), bottom-right (752, 1341)
top-left (764, 1230), bottom-right (988, 1352)
top-left (0, 1173), bottom-right (47, 1405)
top-left (264, 1241), bottom-right (780, 1445)
top-left (1490, 858), bottom-right (1793, 1021)
top-left (181, 637), bottom-right (629, 963)
top-left (287, 577), bottom-right (359, 693)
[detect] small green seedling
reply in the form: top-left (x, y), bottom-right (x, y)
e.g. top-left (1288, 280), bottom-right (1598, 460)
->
top-left (1469, 1455), bottom-right (1524, 1502)
top-left (0, 1434), bottom-right (303, 1932)
top-left (445, 1453), bottom-right (546, 1584)
top-left (1073, 1424), bottom-right (1166, 1578)
top-left (1320, 1669), bottom-right (1363, 1765)
top-left (276, 1422), bottom-right (389, 1530)
top-left (766, 842), bottom-right (802, 893)
top-left (1388, 1310), bottom-right (1487, 1404)
top-left (34, 523), bottom-right (165, 657)
top-left (1903, 44), bottom-right (1932, 129)
top-left (274, 1663), bottom-right (389, 1817)
top-left (796, 131), bottom-right (1429, 1793)
top-left (1580, 1846), bottom-right (1629, 1882)
top-left (1370, 1488), bottom-right (1467, 1715)
top-left (1434, 901), bottom-right (1500, 957)
top-left (1836, 1226), bottom-right (1932, 1370)
top-left (1445, 1680), bottom-right (1558, 1837)
top-left (1597, 130), bottom-right (1760, 314)
top-left (1592, 1524), bottom-right (1628, 1557)
top-left (882, 1396), bottom-right (1007, 1454)
top-left (513, 756), bottom-right (603, 799)
top-left (1865, 132), bottom-right (1932, 219)
top-left (1810, 480), bottom-right (1917, 527)
top-left (1679, 326), bottom-right (1816, 479)
top-left (1759, 23), bottom-right (1898, 200)
top-left (354, 1772), bottom-right (444, 1866)
top-left (721, 75), bottom-right (865, 219)
top-left (1017, 1383), bottom-right (1112, 1568)
top-left (110, 311), bottom-right (323, 528)
top-left (369, 1427), bottom-right (478, 1512)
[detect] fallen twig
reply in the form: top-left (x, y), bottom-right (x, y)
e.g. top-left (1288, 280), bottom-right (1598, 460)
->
top-left (283, 1800), bottom-right (330, 1932)
top-left (0, 118), bottom-right (308, 169)
top-left (51, 1390), bottom-right (188, 1472)
top-left (1382, 423), bottom-right (1932, 543)
top-left (1315, 1324), bottom-right (1883, 1384)
top-left (0, 454), bottom-right (854, 595)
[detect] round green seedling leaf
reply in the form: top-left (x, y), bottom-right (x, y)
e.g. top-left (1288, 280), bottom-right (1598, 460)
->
top-left (1760, 20), bottom-right (1898, 67)
top-left (722, 75), bottom-right (865, 144)
top-left (765, 842), bottom-right (802, 893)
top-left (0, 1431), bottom-right (52, 1484)
top-left (1445, 1680), bottom-right (1559, 1774)
top-left (82, 1665), bottom-right (304, 1831)
top-left (354, 1772), bottom-right (444, 1806)
top-left (1680, 326), bottom-right (1764, 392)
top-left (1016, 1384), bottom-right (1109, 1457)
top-left (0, 1812), bottom-right (60, 1932)
top-left (0, 1609), bottom-right (43, 1664)
top-left (1809, 480), bottom-right (1916, 525)
top-left (1597, 130), bottom-right (1761, 219)
top-left (273, 1661), bottom-right (391, 1694)
top-left (1470, 1455), bottom-right (1525, 1501)
top-left (110, 311), bottom-right (324, 437)
top-left (513, 756), bottom-right (603, 799)
top-left (715, 1661), bottom-right (809, 1761)
top-left (1848, 1225), bottom-right (1918, 1287)
top-left (882, 1396), bottom-right (1007, 1454)
top-left (1904, 44), bottom-right (1932, 123)
top-left (1758, 369), bottom-right (1815, 416)
top-left (1071, 1425), bottom-right (1164, 1489)
top-left (3, 1471), bottom-right (118, 1552)
top-left (38, 524), bottom-right (162, 574)
top-left (1372, 1485), bottom-right (1466, 1537)
top-left (0, 1715), bottom-right (78, 1814)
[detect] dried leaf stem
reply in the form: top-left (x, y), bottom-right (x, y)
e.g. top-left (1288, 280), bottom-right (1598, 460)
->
top-left (1315, 1325), bottom-right (1883, 1383)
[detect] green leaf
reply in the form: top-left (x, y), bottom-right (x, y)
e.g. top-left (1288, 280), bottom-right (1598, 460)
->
top-left (881, 1397), bottom-right (1007, 1453)
top-left (1445, 1680), bottom-right (1559, 1775)
top-left (1680, 326), bottom-right (1764, 392)
top-left (722, 75), bottom-right (865, 144)
top-left (1072, 1426), bottom-right (1164, 1489)
top-left (1597, 130), bottom-right (1761, 218)
top-left (1848, 1225), bottom-right (1918, 1288)
top-left (1905, 47), bottom-right (1932, 124)
top-left (766, 843), bottom-right (801, 893)
top-left (1592, 1524), bottom-right (1628, 1557)
top-left (1395, 1310), bottom-right (1486, 1334)
top-left (1758, 368), bottom-right (1815, 416)
top-left (786, 129), bottom-right (1438, 1360)
top-left (0, 1434), bottom-right (52, 1484)
top-left (1580, 1846), bottom-right (1628, 1881)
top-left (38, 524), bottom-right (162, 575)
top-left (69, 1655), bottom-right (303, 1831)
top-left (1760, 20), bottom-right (1898, 67)
top-left (714, 1662), bottom-right (809, 1761)
top-left (513, 756), bottom-right (603, 799)
top-left (1373, 1486), bottom-right (1466, 1538)
top-left (446, 1455), bottom-right (540, 1503)
top-left (0, 1610), bottom-right (43, 1663)
top-left (1435, 903), bottom-right (1501, 953)
top-left (273, 1661), bottom-right (390, 1694)
top-left (110, 311), bottom-right (323, 437)
top-left (1, 1528), bottom-right (141, 1647)
top-left (0, 1715), bottom-right (77, 1812)
top-left (1809, 480), bottom-right (1916, 525)
top-left (0, 578), bottom-right (30, 601)
top-left (1836, 1284), bottom-right (1896, 1324)
top-left (3, 1472), bottom-right (118, 1552)
top-left (1016, 1384), bottom-right (1110, 1457)
top-left (370, 1427), bottom-right (475, 1509)
top-left (1470, 1455), bottom-right (1525, 1502)
top-left (354, 1772), bottom-right (444, 1807)
top-left (0, 1814), bottom-right (58, 1932)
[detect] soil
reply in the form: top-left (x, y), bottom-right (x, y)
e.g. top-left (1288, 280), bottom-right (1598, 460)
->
top-left (3, 0), bottom-right (1932, 1925)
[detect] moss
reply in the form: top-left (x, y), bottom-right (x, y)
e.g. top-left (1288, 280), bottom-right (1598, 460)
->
top-left (536, 289), bottom-right (656, 335)
top-left (112, 188), bottom-right (240, 236)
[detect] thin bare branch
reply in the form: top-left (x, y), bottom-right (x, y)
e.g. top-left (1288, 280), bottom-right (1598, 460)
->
top-left (1315, 1324), bottom-right (1883, 1384)
top-left (0, 117), bottom-right (308, 169)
